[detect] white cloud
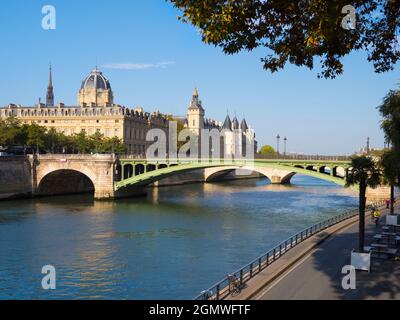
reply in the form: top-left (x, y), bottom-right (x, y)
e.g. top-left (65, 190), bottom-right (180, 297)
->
top-left (102, 61), bottom-right (175, 70)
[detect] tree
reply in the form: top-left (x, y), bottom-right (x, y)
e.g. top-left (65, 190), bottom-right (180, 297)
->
top-left (45, 128), bottom-right (59, 154)
top-left (259, 145), bottom-right (276, 156)
top-left (380, 149), bottom-right (400, 214)
top-left (90, 131), bottom-right (105, 153)
top-left (379, 89), bottom-right (400, 149)
top-left (378, 88), bottom-right (400, 213)
top-left (103, 137), bottom-right (126, 154)
top-left (346, 156), bottom-right (381, 253)
top-left (169, 0), bottom-right (400, 78)
top-left (27, 123), bottom-right (47, 153)
top-left (73, 131), bottom-right (90, 154)
top-left (0, 116), bottom-right (22, 146)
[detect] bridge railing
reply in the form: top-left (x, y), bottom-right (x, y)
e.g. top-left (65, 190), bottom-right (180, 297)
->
top-left (194, 201), bottom-right (386, 301)
top-left (255, 154), bottom-right (351, 161)
top-left (118, 155), bottom-right (351, 163)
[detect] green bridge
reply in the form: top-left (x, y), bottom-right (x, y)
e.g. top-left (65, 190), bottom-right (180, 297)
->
top-left (116, 157), bottom-right (351, 190)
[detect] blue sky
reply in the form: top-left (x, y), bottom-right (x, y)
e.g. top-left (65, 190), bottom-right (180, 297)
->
top-left (0, 0), bottom-right (398, 154)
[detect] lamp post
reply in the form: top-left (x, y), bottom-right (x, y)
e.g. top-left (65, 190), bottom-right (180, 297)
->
top-left (276, 134), bottom-right (280, 155)
top-left (284, 136), bottom-right (287, 156)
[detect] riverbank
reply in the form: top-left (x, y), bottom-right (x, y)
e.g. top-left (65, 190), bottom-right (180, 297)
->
top-left (230, 206), bottom-right (400, 300)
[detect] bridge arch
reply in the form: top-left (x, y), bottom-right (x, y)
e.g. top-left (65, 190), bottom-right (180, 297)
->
top-left (37, 169), bottom-right (95, 196)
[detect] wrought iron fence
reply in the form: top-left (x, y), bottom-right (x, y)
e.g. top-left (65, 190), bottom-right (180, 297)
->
top-left (255, 154), bottom-right (351, 161)
top-left (194, 201), bottom-right (386, 300)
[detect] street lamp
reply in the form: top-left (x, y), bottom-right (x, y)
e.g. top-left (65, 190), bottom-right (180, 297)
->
top-left (276, 134), bottom-right (280, 155)
top-left (284, 137), bottom-right (287, 156)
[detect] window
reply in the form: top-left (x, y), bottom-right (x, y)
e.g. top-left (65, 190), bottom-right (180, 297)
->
top-left (193, 120), bottom-right (195, 126)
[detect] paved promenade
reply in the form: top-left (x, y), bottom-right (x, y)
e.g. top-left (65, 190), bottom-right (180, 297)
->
top-left (230, 207), bottom-right (400, 300)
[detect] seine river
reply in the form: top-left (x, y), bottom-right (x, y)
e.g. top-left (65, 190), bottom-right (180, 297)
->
top-left (0, 175), bottom-right (357, 299)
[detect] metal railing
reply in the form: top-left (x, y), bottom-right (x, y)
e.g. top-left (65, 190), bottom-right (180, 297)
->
top-left (255, 154), bottom-right (351, 161)
top-left (194, 201), bottom-right (386, 300)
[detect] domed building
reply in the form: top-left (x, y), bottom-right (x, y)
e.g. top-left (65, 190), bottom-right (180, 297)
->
top-left (0, 67), bottom-right (169, 156)
top-left (78, 68), bottom-right (114, 106)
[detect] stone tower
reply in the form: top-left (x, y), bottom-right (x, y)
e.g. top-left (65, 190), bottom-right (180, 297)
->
top-left (46, 65), bottom-right (54, 107)
top-left (187, 86), bottom-right (205, 135)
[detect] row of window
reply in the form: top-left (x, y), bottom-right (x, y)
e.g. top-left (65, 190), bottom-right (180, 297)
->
top-left (125, 127), bottom-right (147, 141)
top-left (128, 144), bottom-right (146, 155)
top-left (1, 108), bottom-right (126, 117)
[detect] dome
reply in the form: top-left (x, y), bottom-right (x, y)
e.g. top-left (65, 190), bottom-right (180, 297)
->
top-left (81, 69), bottom-right (111, 91)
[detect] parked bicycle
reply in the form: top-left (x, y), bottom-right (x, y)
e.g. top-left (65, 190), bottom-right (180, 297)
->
top-left (227, 274), bottom-right (241, 296)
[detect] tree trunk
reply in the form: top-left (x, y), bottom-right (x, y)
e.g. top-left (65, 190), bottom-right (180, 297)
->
top-left (359, 180), bottom-right (366, 253)
top-left (390, 184), bottom-right (395, 215)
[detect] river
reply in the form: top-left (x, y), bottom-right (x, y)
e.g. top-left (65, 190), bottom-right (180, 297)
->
top-left (0, 175), bottom-right (357, 299)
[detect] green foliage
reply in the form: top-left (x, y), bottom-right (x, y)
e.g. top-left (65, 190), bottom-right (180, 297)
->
top-left (169, 0), bottom-right (400, 78)
top-left (346, 156), bottom-right (381, 189)
top-left (378, 89), bottom-right (400, 150)
top-left (380, 149), bottom-right (400, 186)
top-left (0, 117), bottom-right (126, 154)
top-left (259, 145), bottom-right (276, 155)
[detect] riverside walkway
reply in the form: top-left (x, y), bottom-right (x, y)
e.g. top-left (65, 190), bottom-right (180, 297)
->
top-left (230, 207), bottom-right (400, 300)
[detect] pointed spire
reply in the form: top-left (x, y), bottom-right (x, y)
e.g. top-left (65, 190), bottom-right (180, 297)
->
top-left (240, 118), bottom-right (248, 131)
top-left (48, 65), bottom-right (53, 88)
top-left (46, 65), bottom-right (54, 107)
top-left (232, 112), bottom-right (239, 130)
top-left (222, 114), bottom-right (232, 131)
top-left (188, 85), bottom-right (203, 111)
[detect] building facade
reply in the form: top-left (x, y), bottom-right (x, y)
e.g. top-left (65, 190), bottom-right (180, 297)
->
top-left (0, 68), bottom-right (169, 156)
top-left (184, 88), bottom-right (257, 158)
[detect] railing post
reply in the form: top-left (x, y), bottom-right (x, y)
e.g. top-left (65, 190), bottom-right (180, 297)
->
top-left (250, 263), bottom-right (253, 278)
top-left (240, 270), bottom-right (243, 284)
top-left (216, 284), bottom-right (220, 300)
top-left (258, 258), bottom-right (262, 271)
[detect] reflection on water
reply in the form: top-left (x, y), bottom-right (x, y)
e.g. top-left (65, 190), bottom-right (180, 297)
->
top-left (0, 175), bottom-right (357, 299)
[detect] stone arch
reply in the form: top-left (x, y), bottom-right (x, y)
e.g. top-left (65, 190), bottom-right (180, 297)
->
top-left (37, 169), bottom-right (95, 196)
top-left (204, 166), bottom-right (296, 185)
top-left (205, 168), bottom-right (241, 182)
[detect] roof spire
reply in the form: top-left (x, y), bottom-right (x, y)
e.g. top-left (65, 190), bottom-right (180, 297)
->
top-left (46, 64), bottom-right (54, 107)
top-left (193, 84), bottom-right (198, 97)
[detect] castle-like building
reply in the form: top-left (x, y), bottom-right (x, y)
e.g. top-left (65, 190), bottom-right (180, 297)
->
top-left (0, 67), bottom-right (257, 157)
top-left (184, 88), bottom-right (257, 158)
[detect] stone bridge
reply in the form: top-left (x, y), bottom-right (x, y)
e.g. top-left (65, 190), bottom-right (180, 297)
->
top-left (0, 154), bottom-right (390, 202)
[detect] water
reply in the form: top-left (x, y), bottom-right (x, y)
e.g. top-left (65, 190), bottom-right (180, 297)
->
top-left (0, 175), bottom-right (357, 299)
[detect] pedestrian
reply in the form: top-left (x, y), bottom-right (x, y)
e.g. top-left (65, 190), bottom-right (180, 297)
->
top-left (386, 199), bottom-right (390, 209)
